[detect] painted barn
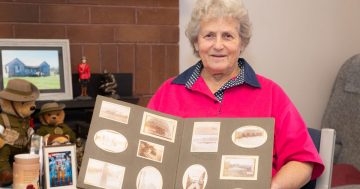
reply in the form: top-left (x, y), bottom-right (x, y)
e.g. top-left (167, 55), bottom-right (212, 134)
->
top-left (5, 58), bottom-right (50, 77)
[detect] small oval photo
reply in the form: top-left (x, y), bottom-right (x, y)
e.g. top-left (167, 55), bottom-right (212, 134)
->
top-left (94, 129), bottom-right (128, 153)
top-left (182, 164), bottom-right (208, 189)
top-left (136, 166), bottom-right (163, 189)
top-left (231, 125), bottom-right (268, 148)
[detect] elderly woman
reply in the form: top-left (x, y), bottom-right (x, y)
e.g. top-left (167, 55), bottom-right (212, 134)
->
top-left (147, 0), bottom-right (324, 188)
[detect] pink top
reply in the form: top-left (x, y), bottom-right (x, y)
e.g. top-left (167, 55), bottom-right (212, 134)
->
top-left (147, 69), bottom-right (324, 179)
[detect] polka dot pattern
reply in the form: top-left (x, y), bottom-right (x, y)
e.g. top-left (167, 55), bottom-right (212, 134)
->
top-left (185, 61), bottom-right (245, 102)
top-left (185, 62), bottom-right (202, 89)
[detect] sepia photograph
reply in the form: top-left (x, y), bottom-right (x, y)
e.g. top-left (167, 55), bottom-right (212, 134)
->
top-left (43, 144), bottom-right (77, 189)
top-left (84, 158), bottom-right (126, 189)
top-left (190, 122), bottom-right (221, 152)
top-left (182, 164), bottom-right (208, 189)
top-left (136, 166), bottom-right (163, 189)
top-left (94, 129), bottom-right (128, 153)
top-left (137, 140), bottom-right (164, 163)
top-left (231, 126), bottom-right (268, 148)
top-left (220, 155), bottom-right (259, 180)
top-left (99, 100), bottom-right (131, 124)
top-left (140, 112), bottom-right (177, 142)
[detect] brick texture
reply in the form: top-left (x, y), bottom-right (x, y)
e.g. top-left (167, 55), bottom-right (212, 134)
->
top-left (137, 8), bottom-right (178, 25)
top-left (70, 45), bottom-right (82, 73)
top-left (101, 44), bottom-right (118, 73)
top-left (0, 4), bottom-right (38, 22)
top-left (40, 5), bottom-right (89, 23)
top-left (0, 1), bottom-right (179, 106)
top-left (165, 45), bottom-right (179, 79)
top-left (151, 45), bottom-right (166, 93)
top-left (0, 24), bottom-right (13, 38)
top-left (118, 44), bottom-right (135, 73)
top-left (68, 0), bottom-right (178, 7)
top-left (135, 45), bottom-right (151, 95)
top-left (115, 25), bottom-right (178, 43)
top-left (82, 45), bottom-right (101, 74)
top-left (67, 25), bottom-right (114, 43)
top-left (14, 24), bottom-right (66, 39)
top-left (91, 7), bottom-right (135, 24)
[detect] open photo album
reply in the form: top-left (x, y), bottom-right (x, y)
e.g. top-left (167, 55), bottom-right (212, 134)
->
top-left (77, 95), bottom-right (274, 189)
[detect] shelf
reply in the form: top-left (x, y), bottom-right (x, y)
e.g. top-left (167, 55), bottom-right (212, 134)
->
top-left (35, 96), bottom-right (139, 109)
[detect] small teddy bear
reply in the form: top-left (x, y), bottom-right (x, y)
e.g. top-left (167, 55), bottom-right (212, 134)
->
top-left (0, 79), bottom-right (39, 187)
top-left (36, 102), bottom-right (76, 145)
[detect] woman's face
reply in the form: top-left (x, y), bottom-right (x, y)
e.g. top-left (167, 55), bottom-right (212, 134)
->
top-left (195, 17), bottom-right (243, 76)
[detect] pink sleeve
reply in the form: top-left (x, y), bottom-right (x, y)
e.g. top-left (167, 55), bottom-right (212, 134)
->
top-left (274, 103), bottom-right (325, 179)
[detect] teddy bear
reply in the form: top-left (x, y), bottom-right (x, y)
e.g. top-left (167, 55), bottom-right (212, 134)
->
top-left (36, 102), bottom-right (76, 145)
top-left (0, 79), bottom-right (39, 187)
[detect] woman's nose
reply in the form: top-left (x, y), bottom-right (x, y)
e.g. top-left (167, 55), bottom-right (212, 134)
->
top-left (213, 37), bottom-right (224, 50)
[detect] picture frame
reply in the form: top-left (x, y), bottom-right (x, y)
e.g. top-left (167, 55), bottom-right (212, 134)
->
top-left (43, 144), bottom-right (77, 189)
top-left (0, 38), bottom-right (73, 101)
top-left (140, 111), bottom-right (177, 143)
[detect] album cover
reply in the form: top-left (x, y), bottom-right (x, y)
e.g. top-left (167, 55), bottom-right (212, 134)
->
top-left (77, 95), bottom-right (274, 189)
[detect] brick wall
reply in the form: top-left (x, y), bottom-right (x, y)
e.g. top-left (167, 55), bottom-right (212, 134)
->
top-left (0, 0), bottom-right (179, 106)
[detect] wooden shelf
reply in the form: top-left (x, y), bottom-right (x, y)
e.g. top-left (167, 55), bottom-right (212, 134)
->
top-left (36, 96), bottom-right (139, 109)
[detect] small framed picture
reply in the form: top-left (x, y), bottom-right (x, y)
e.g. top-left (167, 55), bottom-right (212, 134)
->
top-left (99, 100), bottom-right (131, 124)
top-left (84, 158), bottom-right (126, 189)
top-left (43, 144), bottom-right (77, 189)
top-left (190, 122), bottom-right (221, 152)
top-left (220, 155), bottom-right (259, 180)
top-left (140, 112), bottom-right (177, 143)
top-left (137, 140), bottom-right (164, 163)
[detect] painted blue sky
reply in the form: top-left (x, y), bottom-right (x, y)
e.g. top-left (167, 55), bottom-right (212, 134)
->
top-left (2, 50), bottom-right (59, 68)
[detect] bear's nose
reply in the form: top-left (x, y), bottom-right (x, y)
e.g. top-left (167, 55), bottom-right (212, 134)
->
top-left (30, 106), bottom-right (36, 111)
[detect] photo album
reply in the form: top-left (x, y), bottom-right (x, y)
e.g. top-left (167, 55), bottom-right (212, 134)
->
top-left (77, 95), bottom-right (274, 189)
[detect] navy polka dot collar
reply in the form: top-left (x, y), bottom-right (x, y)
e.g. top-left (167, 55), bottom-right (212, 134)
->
top-left (172, 58), bottom-right (261, 102)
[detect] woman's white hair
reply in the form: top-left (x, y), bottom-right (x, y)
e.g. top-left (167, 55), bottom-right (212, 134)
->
top-left (185, 0), bottom-right (252, 57)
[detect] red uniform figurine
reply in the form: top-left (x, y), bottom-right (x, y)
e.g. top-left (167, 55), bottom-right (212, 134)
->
top-left (78, 56), bottom-right (91, 97)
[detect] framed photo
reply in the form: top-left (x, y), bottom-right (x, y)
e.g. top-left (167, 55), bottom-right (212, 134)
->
top-left (190, 122), bottom-right (221, 152)
top-left (84, 158), bottom-right (126, 189)
top-left (140, 111), bottom-right (177, 143)
top-left (43, 144), bottom-right (77, 189)
top-left (0, 38), bottom-right (73, 101)
top-left (136, 140), bottom-right (164, 163)
top-left (220, 155), bottom-right (259, 180)
top-left (99, 100), bottom-right (131, 124)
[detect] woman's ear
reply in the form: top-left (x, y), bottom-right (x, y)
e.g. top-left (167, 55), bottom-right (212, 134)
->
top-left (194, 43), bottom-right (199, 51)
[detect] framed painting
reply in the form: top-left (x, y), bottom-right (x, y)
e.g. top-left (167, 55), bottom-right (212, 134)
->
top-left (0, 38), bottom-right (73, 101)
top-left (43, 144), bottom-right (77, 189)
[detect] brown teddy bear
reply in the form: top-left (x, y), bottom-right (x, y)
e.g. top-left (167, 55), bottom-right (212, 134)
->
top-left (36, 102), bottom-right (76, 145)
top-left (0, 79), bottom-right (39, 187)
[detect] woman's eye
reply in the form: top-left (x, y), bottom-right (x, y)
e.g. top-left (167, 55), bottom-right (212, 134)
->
top-left (203, 33), bottom-right (215, 39)
top-left (223, 33), bottom-right (234, 40)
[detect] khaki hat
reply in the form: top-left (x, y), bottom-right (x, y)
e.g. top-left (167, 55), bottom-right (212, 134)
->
top-left (0, 79), bottom-right (39, 102)
top-left (38, 102), bottom-right (65, 115)
top-left (81, 56), bottom-right (87, 60)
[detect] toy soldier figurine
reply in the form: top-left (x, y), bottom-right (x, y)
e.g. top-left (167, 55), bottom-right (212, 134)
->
top-left (99, 69), bottom-right (120, 99)
top-left (77, 56), bottom-right (91, 99)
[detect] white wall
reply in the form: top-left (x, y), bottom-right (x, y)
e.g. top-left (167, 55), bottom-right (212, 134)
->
top-left (180, 0), bottom-right (360, 129)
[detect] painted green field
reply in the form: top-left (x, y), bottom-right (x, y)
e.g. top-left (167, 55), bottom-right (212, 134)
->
top-left (3, 75), bottom-right (60, 90)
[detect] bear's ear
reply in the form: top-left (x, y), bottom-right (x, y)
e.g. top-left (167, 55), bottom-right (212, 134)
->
top-left (58, 110), bottom-right (66, 121)
top-left (39, 115), bottom-right (48, 125)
